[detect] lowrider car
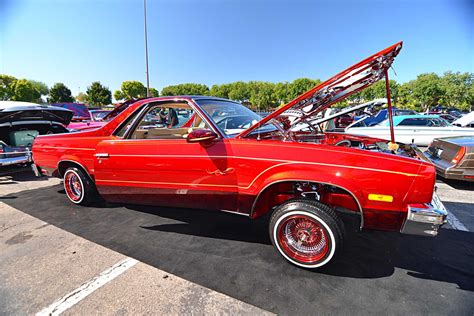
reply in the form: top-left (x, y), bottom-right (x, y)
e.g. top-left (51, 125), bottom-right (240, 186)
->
top-left (0, 101), bottom-right (72, 168)
top-left (32, 42), bottom-right (448, 269)
top-left (425, 136), bottom-right (474, 181)
top-left (346, 114), bottom-right (474, 146)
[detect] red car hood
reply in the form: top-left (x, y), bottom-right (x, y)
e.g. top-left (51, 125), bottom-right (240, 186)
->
top-left (238, 42), bottom-right (402, 138)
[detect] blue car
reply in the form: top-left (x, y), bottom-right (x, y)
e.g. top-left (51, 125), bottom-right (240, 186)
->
top-left (353, 108), bottom-right (417, 127)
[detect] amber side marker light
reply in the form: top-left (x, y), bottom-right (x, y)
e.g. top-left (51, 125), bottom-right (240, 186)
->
top-left (451, 147), bottom-right (466, 165)
top-left (368, 194), bottom-right (394, 202)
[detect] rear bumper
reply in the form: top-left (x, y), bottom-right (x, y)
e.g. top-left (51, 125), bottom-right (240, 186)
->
top-left (401, 192), bottom-right (447, 237)
top-left (426, 153), bottom-right (474, 182)
top-left (0, 152), bottom-right (32, 166)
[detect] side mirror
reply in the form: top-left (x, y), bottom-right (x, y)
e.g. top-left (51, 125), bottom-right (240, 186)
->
top-left (186, 129), bottom-right (218, 143)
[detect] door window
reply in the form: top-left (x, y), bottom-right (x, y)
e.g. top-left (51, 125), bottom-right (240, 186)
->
top-left (129, 103), bottom-right (211, 140)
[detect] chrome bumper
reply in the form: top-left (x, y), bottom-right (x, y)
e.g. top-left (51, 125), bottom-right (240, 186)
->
top-left (401, 192), bottom-right (447, 237)
top-left (0, 152), bottom-right (32, 166)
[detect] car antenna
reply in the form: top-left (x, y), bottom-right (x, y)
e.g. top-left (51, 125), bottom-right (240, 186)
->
top-left (257, 101), bottom-right (261, 141)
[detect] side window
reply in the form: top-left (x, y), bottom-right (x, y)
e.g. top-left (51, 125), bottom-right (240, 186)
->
top-left (399, 118), bottom-right (429, 126)
top-left (114, 108), bottom-right (144, 138)
top-left (130, 103), bottom-right (211, 140)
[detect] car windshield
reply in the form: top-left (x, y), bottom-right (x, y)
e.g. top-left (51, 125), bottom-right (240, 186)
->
top-left (196, 99), bottom-right (267, 136)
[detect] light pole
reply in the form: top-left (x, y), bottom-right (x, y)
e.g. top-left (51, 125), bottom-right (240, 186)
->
top-left (144, 0), bottom-right (150, 97)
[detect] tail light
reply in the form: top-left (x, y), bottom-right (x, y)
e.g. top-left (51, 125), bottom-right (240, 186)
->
top-left (451, 147), bottom-right (466, 165)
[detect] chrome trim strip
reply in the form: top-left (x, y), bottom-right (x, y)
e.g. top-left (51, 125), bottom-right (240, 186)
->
top-left (93, 154), bottom-right (420, 177)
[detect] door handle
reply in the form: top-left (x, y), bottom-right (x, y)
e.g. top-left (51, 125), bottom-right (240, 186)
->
top-left (95, 153), bottom-right (109, 158)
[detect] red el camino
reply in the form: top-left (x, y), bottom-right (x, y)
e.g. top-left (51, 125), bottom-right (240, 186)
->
top-left (32, 42), bottom-right (447, 268)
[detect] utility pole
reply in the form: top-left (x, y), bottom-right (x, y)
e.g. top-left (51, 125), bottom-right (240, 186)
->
top-left (144, 0), bottom-right (150, 97)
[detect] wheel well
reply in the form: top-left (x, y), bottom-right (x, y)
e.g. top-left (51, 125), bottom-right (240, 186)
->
top-left (57, 161), bottom-right (92, 180)
top-left (251, 181), bottom-right (362, 224)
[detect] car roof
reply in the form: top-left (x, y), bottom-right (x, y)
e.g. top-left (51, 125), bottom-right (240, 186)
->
top-left (391, 114), bottom-right (440, 124)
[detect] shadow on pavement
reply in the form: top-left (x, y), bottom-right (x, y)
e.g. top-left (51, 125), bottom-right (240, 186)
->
top-left (3, 185), bottom-right (474, 314)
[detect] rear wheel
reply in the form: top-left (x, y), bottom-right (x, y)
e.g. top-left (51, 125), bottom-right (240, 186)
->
top-left (63, 167), bottom-right (98, 206)
top-left (269, 199), bottom-right (344, 268)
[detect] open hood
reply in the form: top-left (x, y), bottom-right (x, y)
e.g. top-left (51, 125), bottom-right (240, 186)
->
top-left (0, 103), bottom-right (74, 125)
top-left (238, 42), bottom-right (402, 138)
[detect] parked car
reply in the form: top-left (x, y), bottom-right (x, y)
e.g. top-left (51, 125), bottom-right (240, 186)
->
top-left (32, 42), bottom-right (447, 269)
top-left (437, 113), bottom-right (457, 123)
top-left (424, 136), bottom-right (474, 182)
top-left (353, 108), bottom-right (417, 127)
top-left (90, 109), bottom-right (111, 121)
top-left (0, 101), bottom-right (72, 168)
top-left (346, 114), bottom-right (474, 146)
top-left (452, 111), bottom-right (474, 128)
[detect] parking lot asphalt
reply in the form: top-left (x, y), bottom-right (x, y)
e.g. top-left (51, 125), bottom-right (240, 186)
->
top-left (1, 169), bottom-right (473, 315)
top-left (0, 170), bottom-right (271, 315)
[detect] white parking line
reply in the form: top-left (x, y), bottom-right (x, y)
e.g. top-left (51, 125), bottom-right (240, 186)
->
top-left (36, 257), bottom-right (138, 316)
top-left (446, 211), bottom-right (469, 231)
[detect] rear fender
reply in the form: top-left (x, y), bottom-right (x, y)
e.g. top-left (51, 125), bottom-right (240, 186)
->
top-left (57, 155), bottom-right (92, 178)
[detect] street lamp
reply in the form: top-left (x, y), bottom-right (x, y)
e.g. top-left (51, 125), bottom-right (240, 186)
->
top-left (144, 0), bottom-right (150, 97)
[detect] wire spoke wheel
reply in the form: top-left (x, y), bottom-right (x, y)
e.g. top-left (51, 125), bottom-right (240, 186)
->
top-left (65, 171), bottom-right (83, 202)
top-left (277, 215), bottom-right (330, 263)
top-left (270, 199), bottom-right (344, 268)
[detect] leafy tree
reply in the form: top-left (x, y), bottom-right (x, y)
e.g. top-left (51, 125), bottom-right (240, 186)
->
top-left (114, 81), bottom-right (147, 100)
top-left (149, 87), bottom-right (159, 97)
top-left (0, 74), bottom-right (17, 100)
top-left (228, 81), bottom-right (250, 102)
top-left (86, 81), bottom-right (112, 106)
top-left (75, 92), bottom-right (88, 103)
top-left (350, 80), bottom-right (399, 104)
top-left (11, 79), bottom-right (41, 102)
top-left (410, 73), bottom-right (444, 111)
top-left (48, 82), bottom-right (74, 103)
top-left (161, 83), bottom-right (209, 96)
top-left (28, 80), bottom-right (49, 103)
top-left (249, 81), bottom-right (277, 111)
top-left (439, 71), bottom-right (473, 110)
top-left (287, 78), bottom-right (321, 101)
top-left (210, 83), bottom-right (231, 99)
top-left (273, 82), bottom-right (290, 105)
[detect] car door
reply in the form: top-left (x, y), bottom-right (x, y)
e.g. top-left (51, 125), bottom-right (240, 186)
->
top-left (93, 102), bottom-right (238, 211)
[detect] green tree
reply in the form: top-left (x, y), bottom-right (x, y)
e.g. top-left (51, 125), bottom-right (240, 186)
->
top-left (86, 81), bottom-right (112, 106)
top-left (439, 71), bottom-right (473, 110)
top-left (161, 83), bottom-right (209, 96)
top-left (0, 74), bottom-right (17, 100)
top-left (287, 78), bottom-right (320, 101)
top-left (210, 83), bottom-right (231, 99)
top-left (48, 83), bottom-right (74, 103)
top-left (249, 81), bottom-right (277, 111)
top-left (228, 81), bottom-right (250, 102)
top-left (114, 81), bottom-right (147, 100)
top-left (28, 80), bottom-right (49, 103)
top-left (273, 82), bottom-right (290, 105)
top-left (11, 79), bottom-right (41, 102)
top-left (149, 87), bottom-right (159, 97)
top-left (410, 73), bottom-right (444, 111)
top-left (75, 92), bottom-right (88, 103)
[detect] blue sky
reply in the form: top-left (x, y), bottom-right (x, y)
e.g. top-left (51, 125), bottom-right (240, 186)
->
top-left (1, 0), bottom-right (472, 98)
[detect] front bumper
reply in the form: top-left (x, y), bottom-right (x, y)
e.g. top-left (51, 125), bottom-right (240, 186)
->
top-left (401, 192), bottom-right (447, 237)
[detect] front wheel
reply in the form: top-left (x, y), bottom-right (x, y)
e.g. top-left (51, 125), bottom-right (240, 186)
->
top-left (63, 167), bottom-right (99, 206)
top-left (269, 199), bottom-right (344, 268)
